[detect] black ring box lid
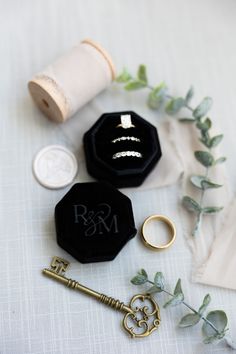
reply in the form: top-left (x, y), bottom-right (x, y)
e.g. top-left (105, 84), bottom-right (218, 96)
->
top-left (55, 181), bottom-right (137, 263)
top-left (83, 111), bottom-right (162, 188)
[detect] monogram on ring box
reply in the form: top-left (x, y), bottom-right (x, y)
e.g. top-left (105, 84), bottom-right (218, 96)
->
top-left (55, 182), bottom-right (137, 263)
top-left (73, 202), bottom-right (119, 236)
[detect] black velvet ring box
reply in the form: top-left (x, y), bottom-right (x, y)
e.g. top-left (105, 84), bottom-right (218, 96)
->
top-left (83, 111), bottom-right (162, 188)
top-left (55, 182), bottom-right (137, 263)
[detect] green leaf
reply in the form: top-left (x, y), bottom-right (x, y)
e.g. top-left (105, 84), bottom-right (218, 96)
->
top-left (193, 97), bottom-right (213, 119)
top-left (131, 269), bottom-right (148, 285)
top-left (179, 117), bottom-right (195, 123)
top-left (124, 80), bottom-right (147, 91)
top-left (179, 313), bottom-right (201, 328)
top-left (203, 334), bottom-right (225, 344)
top-left (185, 86), bottom-right (194, 104)
top-left (214, 157), bottom-right (227, 165)
top-left (165, 97), bottom-right (185, 115)
top-left (137, 65), bottom-right (148, 84)
top-left (147, 92), bottom-right (164, 110)
top-left (174, 278), bottom-right (183, 296)
top-left (139, 269), bottom-right (148, 277)
top-left (190, 175), bottom-right (207, 189)
top-left (199, 137), bottom-right (211, 148)
top-left (196, 118), bottom-right (212, 132)
top-left (154, 272), bottom-right (165, 292)
top-left (202, 206), bottom-right (223, 214)
top-left (198, 294), bottom-right (211, 315)
top-left (164, 293), bottom-right (184, 308)
top-left (182, 196), bottom-right (201, 212)
top-left (209, 134), bottom-right (223, 148)
top-left (163, 279), bottom-right (184, 308)
top-left (147, 83), bottom-right (166, 110)
top-left (191, 176), bottom-right (222, 190)
top-left (202, 310), bottom-right (228, 341)
top-left (201, 180), bottom-right (222, 190)
top-left (147, 285), bottom-right (160, 294)
top-left (116, 68), bottom-right (132, 83)
top-left (194, 151), bottom-right (214, 167)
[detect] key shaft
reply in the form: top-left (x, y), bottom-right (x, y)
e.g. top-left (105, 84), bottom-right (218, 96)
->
top-left (43, 268), bottom-right (132, 314)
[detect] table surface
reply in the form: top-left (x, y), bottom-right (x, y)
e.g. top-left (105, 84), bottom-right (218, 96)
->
top-left (1, 0), bottom-right (236, 353)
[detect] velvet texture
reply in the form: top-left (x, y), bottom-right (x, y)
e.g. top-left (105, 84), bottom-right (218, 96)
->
top-left (55, 182), bottom-right (137, 263)
top-left (83, 111), bottom-right (162, 187)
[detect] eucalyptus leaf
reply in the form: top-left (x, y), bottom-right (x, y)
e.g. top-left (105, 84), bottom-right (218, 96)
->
top-left (139, 269), bottom-right (148, 277)
top-left (147, 83), bottom-right (166, 110)
top-left (194, 151), bottom-right (214, 167)
top-left (147, 91), bottom-right (164, 110)
top-left (147, 285), bottom-right (160, 294)
top-left (202, 206), bottom-right (223, 214)
top-left (199, 130), bottom-right (210, 144)
top-left (202, 310), bottom-right (228, 339)
top-left (185, 86), bottom-right (194, 104)
top-left (203, 334), bottom-right (225, 344)
top-left (137, 65), bottom-right (148, 84)
top-left (190, 175), bottom-right (222, 190)
top-left (196, 118), bottom-right (212, 132)
top-left (124, 80), bottom-right (147, 91)
top-left (174, 278), bottom-right (183, 296)
top-left (182, 196), bottom-right (201, 212)
top-left (163, 279), bottom-right (184, 308)
top-left (209, 134), bottom-right (223, 148)
top-left (179, 313), bottom-right (201, 328)
top-left (201, 180), bottom-right (222, 190)
top-left (179, 117), bottom-right (195, 123)
top-left (115, 68), bottom-right (132, 83)
top-left (165, 97), bottom-right (185, 115)
top-left (154, 272), bottom-right (165, 291)
top-left (164, 292), bottom-right (184, 308)
top-left (198, 294), bottom-right (211, 315)
top-left (190, 175), bottom-right (207, 189)
top-left (199, 137), bottom-right (211, 148)
top-left (193, 97), bottom-right (213, 119)
top-left (131, 269), bottom-right (148, 285)
top-left (214, 157), bottom-right (227, 165)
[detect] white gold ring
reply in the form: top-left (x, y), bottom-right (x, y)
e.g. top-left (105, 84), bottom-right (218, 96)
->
top-left (116, 114), bottom-right (135, 129)
top-left (111, 136), bottom-right (141, 143)
top-left (112, 151), bottom-right (143, 159)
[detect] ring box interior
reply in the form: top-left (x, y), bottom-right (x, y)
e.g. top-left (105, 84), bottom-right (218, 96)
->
top-left (55, 182), bottom-right (137, 263)
top-left (83, 111), bottom-right (162, 188)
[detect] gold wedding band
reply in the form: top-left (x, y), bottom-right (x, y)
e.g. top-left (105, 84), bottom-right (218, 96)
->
top-left (141, 215), bottom-right (176, 250)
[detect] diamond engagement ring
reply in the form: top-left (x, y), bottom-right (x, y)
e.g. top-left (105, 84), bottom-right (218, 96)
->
top-left (116, 114), bottom-right (135, 129)
top-left (112, 151), bottom-right (142, 159)
top-left (111, 136), bottom-right (141, 143)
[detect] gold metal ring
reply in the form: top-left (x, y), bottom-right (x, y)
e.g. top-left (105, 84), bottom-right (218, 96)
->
top-left (141, 215), bottom-right (176, 250)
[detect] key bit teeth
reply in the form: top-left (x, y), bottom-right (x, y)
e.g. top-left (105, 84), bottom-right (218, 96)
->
top-left (50, 256), bottom-right (70, 275)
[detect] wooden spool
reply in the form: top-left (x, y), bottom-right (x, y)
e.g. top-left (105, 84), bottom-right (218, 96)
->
top-left (28, 39), bottom-right (116, 123)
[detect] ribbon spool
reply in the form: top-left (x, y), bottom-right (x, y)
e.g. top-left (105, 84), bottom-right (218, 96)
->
top-left (28, 39), bottom-right (116, 123)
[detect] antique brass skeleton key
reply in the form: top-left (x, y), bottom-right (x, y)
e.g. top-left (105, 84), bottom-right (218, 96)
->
top-left (43, 256), bottom-right (161, 338)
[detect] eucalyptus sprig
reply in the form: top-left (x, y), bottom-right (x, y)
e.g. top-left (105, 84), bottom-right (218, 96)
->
top-left (131, 270), bottom-right (236, 349)
top-left (116, 66), bottom-right (226, 236)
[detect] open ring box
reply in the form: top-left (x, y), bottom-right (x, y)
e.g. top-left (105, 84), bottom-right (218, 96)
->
top-left (83, 111), bottom-right (162, 187)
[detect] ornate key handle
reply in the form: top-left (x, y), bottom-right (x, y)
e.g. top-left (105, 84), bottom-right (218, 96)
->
top-left (43, 256), bottom-right (161, 338)
top-left (123, 294), bottom-right (160, 338)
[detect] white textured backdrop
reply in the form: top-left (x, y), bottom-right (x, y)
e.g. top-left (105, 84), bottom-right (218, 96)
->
top-left (0, 0), bottom-right (236, 353)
